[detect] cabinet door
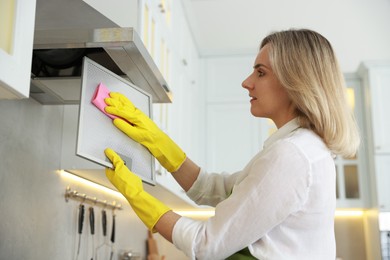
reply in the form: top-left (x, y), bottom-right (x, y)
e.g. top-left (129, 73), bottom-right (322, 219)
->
top-left (139, 0), bottom-right (172, 68)
top-left (140, 0), bottom-right (206, 203)
top-left (335, 75), bottom-right (370, 208)
top-left (369, 66), bottom-right (390, 153)
top-left (375, 155), bottom-right (390, 211)
top-left (0, 0), bottom-right (36, 99)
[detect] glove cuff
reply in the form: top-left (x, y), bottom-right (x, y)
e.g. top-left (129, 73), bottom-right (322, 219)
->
top-left (129, 191), bottom-right (171, 232)
top-left (148, 134), bottom-right (186, 172)
top-left (156, 150), bottom-right (186, 173)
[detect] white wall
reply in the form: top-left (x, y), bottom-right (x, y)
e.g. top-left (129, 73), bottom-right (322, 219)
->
top-left (183, 0), bottom-right (390, 73)
top-left (203, 54), bottom-right (268, 173)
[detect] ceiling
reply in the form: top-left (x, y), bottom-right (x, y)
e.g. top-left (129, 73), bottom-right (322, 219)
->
top-left (180, 0), bottom-right (390, 72)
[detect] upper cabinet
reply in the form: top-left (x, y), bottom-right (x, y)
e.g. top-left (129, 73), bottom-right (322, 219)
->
top-left (139, 0), bottom-right (203, 161)
top-left (335, 74), bottom-right (370, 208)
top-left (0, 0), bottom-right (36, 99)
top-left (359, 62), bottom-right (390, 154)
top-left (359, 61), bottom-right (390, 211)
top-left (138, 0), bottom-right (205, 203)
top-left (139, 0), bottom-right (172, 76)
top-left (375, 155), bottom-right (390, 211)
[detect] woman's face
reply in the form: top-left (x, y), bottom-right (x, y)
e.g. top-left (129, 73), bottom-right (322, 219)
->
top-left (241, 44), bottom-right (296, 128)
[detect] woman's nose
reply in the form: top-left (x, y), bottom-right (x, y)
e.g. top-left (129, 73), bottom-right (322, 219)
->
top-left (241, 75), bottom-right (252, 89)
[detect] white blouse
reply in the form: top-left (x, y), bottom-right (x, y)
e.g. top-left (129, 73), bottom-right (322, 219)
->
top-left (172, 119), bottom-right (336, 260)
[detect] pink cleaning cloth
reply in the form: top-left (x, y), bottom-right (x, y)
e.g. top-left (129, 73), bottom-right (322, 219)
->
top-left (91, 83), bottom-right (119, 120)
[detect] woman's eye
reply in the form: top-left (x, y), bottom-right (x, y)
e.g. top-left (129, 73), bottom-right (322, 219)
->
top-left (257, 71), bottom-right (265, 77)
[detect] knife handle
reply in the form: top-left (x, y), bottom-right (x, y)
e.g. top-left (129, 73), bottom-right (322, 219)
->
top-left (89, 207), bottom-right (95, 235)
top-left (78, 204), bottom-right (85, 234)
top-left (110, 214), bottom-right (115, 243)
top-left (102, 210), bottom-right (107, 237)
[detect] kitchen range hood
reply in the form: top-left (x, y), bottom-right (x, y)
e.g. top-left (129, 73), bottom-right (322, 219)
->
top-left (30, 27), bottom-right (172, 104)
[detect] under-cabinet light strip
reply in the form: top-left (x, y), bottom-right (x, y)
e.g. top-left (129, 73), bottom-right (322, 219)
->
top-left (334, 210), bottom-right (364, 217)
top-left (176, 210), bottom-right (365, 218)
top-left (175, 210), bottom-right (216, 218)
top-left (59, 170), bottom-right (365, 218)
top-left (58, 170), bottom-right (124, 199)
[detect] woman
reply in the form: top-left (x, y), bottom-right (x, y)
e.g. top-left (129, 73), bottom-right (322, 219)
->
top-left (104, 29), bottom-right (360, 259)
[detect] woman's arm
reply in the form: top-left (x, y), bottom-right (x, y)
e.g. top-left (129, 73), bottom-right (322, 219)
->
top-left (154, 211), bottom-right (182, 242)
top-left (153, 158), bottom-right (201, 243)
top-left (171, 157), bottom-right (201, 192)
top-left (151, 157), bottom-right (201, 243)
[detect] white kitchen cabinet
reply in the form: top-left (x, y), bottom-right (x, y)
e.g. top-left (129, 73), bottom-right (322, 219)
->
top-left (335, 74), bottom-right (371, 208)
top-left (139, 0), bottom-right (173, 136)
top-left (139, 0), bottom-right (199, 83)
top-left (137, 0), bottom-right (205, 204)
top-left (375, 155), bottom-right (390, 211)
top-left (0, 0), bottom-right (36, 99)
top-left (359, 61), bottom-right (390, 211)
top-left (139, 0), bottom-right (173, 72)
top-left (359, 61), bottom-right (390, 154)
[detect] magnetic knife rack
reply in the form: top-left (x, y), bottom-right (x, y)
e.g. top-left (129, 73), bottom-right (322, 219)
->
top-left (65, 186), bottom-right (123, 210)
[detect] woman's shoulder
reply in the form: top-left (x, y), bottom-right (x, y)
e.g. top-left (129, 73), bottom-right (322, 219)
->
top-left (280, 128), bottom-right (332, 163)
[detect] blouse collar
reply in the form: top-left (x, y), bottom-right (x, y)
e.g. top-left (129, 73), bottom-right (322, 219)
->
top-left (263, 118), bottom-right (300, 149)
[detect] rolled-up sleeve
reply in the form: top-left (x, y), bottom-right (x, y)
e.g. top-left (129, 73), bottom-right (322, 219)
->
top-left (186, 168), bottom-right (240, 207)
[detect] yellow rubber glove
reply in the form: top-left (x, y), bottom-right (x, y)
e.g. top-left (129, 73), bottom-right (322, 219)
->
top-left (105, 92), bottom-right (186, 172)
top-left (105, 148), bottom-right (171, 232)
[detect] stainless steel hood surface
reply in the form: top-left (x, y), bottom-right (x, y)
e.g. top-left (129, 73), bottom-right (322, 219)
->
top-left (31, 27), bottom-right (172, 104)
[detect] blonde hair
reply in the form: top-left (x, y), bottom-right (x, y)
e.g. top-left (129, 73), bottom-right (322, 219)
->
top-left (261, 29), bottom-right (360, 158)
